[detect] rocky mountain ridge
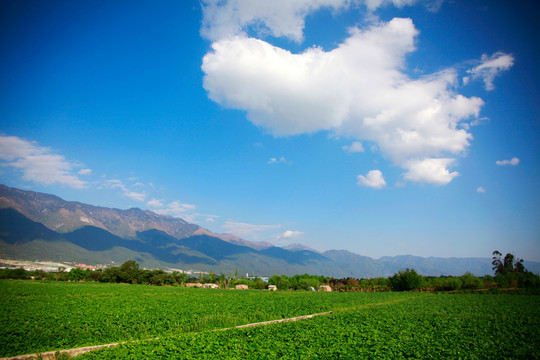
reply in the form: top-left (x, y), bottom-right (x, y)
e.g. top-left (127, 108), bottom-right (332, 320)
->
top-left (0, 184), bottom-right (264, 248)
top-left (1, 184), bottom-right (539, 277)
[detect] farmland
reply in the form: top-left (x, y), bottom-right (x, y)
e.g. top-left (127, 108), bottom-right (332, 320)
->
top-left (0, 280), bottom-right (417, 357)
top-left (82, 294), bottom-right (540, 360)
top-left (1, 280), bottom-right (539, 359)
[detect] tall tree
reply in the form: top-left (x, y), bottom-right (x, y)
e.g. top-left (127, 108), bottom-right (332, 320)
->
top-left (492, 251), bottom-right (526, 275)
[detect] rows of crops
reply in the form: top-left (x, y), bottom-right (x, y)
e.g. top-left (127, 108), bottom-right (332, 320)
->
top-left (79, 294), bottom-right (540, 359)
top-left (0, 280), bottom-right (417, 357)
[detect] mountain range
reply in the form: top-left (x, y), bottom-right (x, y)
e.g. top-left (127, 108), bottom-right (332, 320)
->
top-left (1, 184), bottom-right (538, 277)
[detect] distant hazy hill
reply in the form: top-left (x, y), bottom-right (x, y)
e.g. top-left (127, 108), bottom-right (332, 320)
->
top-left (323, 250), bottom-right (401, 278)
top-left (1, 184), bottom-right (538, 277)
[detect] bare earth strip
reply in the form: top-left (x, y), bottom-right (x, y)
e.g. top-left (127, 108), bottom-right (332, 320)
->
top-left (1, 296), bottom-right (418, 360)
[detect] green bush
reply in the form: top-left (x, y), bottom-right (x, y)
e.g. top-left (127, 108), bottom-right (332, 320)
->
top-left (389, 268), bottom-right (424, 291)
top-left (460, 272), bottom-right (482, 290)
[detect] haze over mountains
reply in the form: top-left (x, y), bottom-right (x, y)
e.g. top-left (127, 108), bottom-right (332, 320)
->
top-left (1, 184), bottom-right (538, 277)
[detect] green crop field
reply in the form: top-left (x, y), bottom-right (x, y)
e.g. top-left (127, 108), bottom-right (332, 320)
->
top-left (1, 280), bottom-right (539, 359)
top-left (0, 280), bottom-right (416, 358)
top-left (79, 294), bottom-right (540, 360)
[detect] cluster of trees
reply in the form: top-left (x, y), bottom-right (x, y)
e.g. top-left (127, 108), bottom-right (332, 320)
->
top-left (269, 274), bottom-right (328, 290)
top-left (2, 251), bottom-right (538, 292)
top-left (0, 260), bottom-right (190, 286)
top-left (377, 251), bottom-right (539, 292)
top-left (98, 260), bottom-right (188, 285)
top-left (386, 269), bottom-right (485, 292)
top-left (488, 250), bottom-right (538, 289)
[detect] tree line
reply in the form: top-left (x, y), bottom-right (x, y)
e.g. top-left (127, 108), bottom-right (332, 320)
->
top-left (1, 251), bottom-right (538, 292)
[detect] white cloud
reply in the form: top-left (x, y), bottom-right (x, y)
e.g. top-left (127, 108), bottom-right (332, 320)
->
top-left (201, 0), bottom-right (352, 43)
top-left (477, 186), bottom-right (486, 193)
top-left (125, 192), bottom-right (146, 202)
top-left (223, 221), bottom-right (281, 237)
top-left (403, 158), bottom-right (458, 185)
top-left (343, 141), bottom-right (365, 153)
top-left (467, 52), bottom-right (514, 91)
top-left (461, 116), bottom-right (488, 130)
top-left (496, 157), bottom-right (519, 166)
top-left (364, 0), bottom-right (418, 11)
top-left (277, 230), bottom-right (304, 240)
top-left (202, 16), bottom-right (487, 186)
top-left (357, 169), bottom-right (386, 189)
top-left (78, 168), bottom-right (92, 176)
top-left (102, 179), bottom-right (146, 202)
top-left (147, 198), bottom-right (164, 208)
top-left (268, 156), bottom-right (291, 164)
top-left (0, 135), bottom-right (87, 189)
top-left (154, 201), bottom-right (196, 216)
top-left (200, 0), bottom-right (443, 43)
top-left (150, 201), bottom-right (209, 223)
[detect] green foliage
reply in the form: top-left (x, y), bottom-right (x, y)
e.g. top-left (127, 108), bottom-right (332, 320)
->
top-left (495, 271), bottom-right (540, 289)
top-left (460, 272), bottom-right (481, 290)
top-left (490, 251), bottom-right (540, 289)
top-left (389, 268), bottom-right (424, 291)
top-left (0, 267), bottom-right (29, 279)
top-left (3, 278), bottom-right (540, 359)
top-left (94, 261), bottom-right (188, 286)
top-left (68, 268), bottom-right (86, 282)
top-left (269, 274), bottom-right (291, 290)
top-left (492, 250), bottom-right (527, 276)
top-left (430, 276), bottom-right (462, 291)
top-left (251, 278), bottom-right (267, 290)
top-left (78, 293), bottom-right (540, 360)
top-left (267, 274), bottom-right (326, 291)
top-left (290, 274), bottom-right (324, 290)
top-left (0, 279), bottom-right (412, 357)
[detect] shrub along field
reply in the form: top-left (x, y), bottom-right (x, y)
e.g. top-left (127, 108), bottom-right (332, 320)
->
top-left (0, 280), bottom-right (418, 358)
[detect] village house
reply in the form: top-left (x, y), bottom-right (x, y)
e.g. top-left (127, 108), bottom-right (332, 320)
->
top-left (235, 284), bottom-right (249, 290)
top-left (268, 285), bottom-right (277, 291)
top-left (185, 283), bottom-right (202, 288)
top-left (319, 285), bottom-right (332, 292)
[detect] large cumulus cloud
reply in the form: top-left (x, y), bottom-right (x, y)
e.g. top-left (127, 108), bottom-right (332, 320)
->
top-left (201, 1), bottom-right (512, 186)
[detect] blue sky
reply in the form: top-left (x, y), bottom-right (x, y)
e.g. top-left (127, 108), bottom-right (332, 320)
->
top-left (1, 0), bottom-right (539, 261)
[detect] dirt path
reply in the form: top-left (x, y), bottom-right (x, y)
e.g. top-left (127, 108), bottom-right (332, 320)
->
top-left (1, 296), bottom-right (419, 360)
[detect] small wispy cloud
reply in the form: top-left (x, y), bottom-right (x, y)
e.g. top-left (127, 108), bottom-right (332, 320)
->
top-left (78, 168), bottom-right (92, 176)
top-left (153, 201), bottom-right (196, 216)
top-left (342, 141), bottom-right (364, 153)
top-left (149, 200), bottom-right (218, 224)
top-left (223, 221), bottom-right (281, 237)
top-left (496, 157), bottom-right (519, 166)
top-left (268, 156), bottom-right (291, 165)
top-left (102, 179), bottom-right (146, 202)
top-left (467, 52), bottom-right (514, 91)
top-left (147, 198), bottom-right (164, 208)
top-left (477, 186), bottom-right (486, 193)
top-left (0, 135), bottom-right (88, 189)
top-left (276, 230), bottom-right (303, 240)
